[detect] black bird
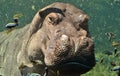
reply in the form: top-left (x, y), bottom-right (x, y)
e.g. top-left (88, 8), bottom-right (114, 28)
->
top-left (114, 48), bottom-right (118, 55)
top-left (103, 50), bottom-right (112, 56)
top-left (5, 18), bottom-right (18, 29)
top-left (111, 66), bottom-right (120, 71)
top-left (111, 66), bottom-right (120, 76)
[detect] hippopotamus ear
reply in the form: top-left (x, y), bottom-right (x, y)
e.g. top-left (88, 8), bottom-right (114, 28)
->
top-left (30, 10), bottom-right (44, 34)
top-left (30, 7), bottom-right (65, 35)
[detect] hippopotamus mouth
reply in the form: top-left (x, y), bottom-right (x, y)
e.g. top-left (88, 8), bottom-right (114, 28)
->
top-left (47, 58), bottom-right (93, 75)
top-left (55, 59), bottom-right (92, 69)
top-left (58, 60), bottom-right (92, 69)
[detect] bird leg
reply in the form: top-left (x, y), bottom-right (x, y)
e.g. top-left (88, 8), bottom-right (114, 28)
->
top-left (44, 67), bottom-right (49, 76)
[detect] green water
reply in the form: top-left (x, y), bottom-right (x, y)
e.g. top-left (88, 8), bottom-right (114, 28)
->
top-left (0, 0), bottom-right (120, 52)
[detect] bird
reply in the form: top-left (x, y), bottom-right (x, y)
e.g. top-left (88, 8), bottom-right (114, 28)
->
top-left (111, 66), bottom-right (120, 71)
top-left (5, 18), bottom-right (18, 29)
top-left (103, 50), bottom-right (112, 56)
top-left (114, 48), bottom-right (118, 55)
top-left (111, 66), bottom-right (120, 76)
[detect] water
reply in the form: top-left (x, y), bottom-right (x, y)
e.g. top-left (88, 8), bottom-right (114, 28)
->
top-left (0, 0), bottom-right (120, 51)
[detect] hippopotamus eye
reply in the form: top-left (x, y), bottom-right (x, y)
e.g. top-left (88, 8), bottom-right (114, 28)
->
top-left (48, 17), bottom-right (58, 25)
top-left (48, 16), bottom-right (56, 24)
top-left (47, 13), bottom-right (63, 25)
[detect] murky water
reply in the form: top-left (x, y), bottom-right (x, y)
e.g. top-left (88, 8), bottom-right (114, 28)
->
top-left (0, 0), bottom-right (120, 51)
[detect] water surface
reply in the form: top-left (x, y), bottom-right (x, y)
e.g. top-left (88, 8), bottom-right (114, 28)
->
top-left (0, 0), bottom-right (120, 52)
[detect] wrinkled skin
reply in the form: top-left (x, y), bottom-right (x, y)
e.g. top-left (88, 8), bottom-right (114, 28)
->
top-left (17, 2), bottom-right (95, 76)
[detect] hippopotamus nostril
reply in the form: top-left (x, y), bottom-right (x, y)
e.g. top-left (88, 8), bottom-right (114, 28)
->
top-left (54, 29), bottom-right (62, 40)
top-left (80, 38), bottom-right (89, 47)
top-left (55, 29), bottom-right (61, 33)
top-left (55, 29), bottom-right (61, 35)
top-left (60, 34), bottom-right (69, 42)
top-left (81, 39), bottom-right (89, 46)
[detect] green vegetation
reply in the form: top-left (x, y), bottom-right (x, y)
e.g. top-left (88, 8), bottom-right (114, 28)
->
top-left (82, 51), bottom-right (120, 76)
top-left (0, 0), bottom-right (120, 76)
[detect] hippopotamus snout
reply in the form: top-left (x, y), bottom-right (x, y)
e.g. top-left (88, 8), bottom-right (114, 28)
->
top-left (44, 33), bottom-right (94, 66)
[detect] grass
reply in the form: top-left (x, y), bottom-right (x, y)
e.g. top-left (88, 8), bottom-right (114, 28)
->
top-left (82, 50), bottom-right (120, 76)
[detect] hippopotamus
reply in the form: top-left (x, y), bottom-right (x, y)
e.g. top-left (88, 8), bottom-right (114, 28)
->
top-left (17, 2), bottom-right (95, 76)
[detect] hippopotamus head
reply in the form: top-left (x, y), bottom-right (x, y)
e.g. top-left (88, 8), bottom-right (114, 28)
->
top-left (18, 2), bottom-right (95, 76)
